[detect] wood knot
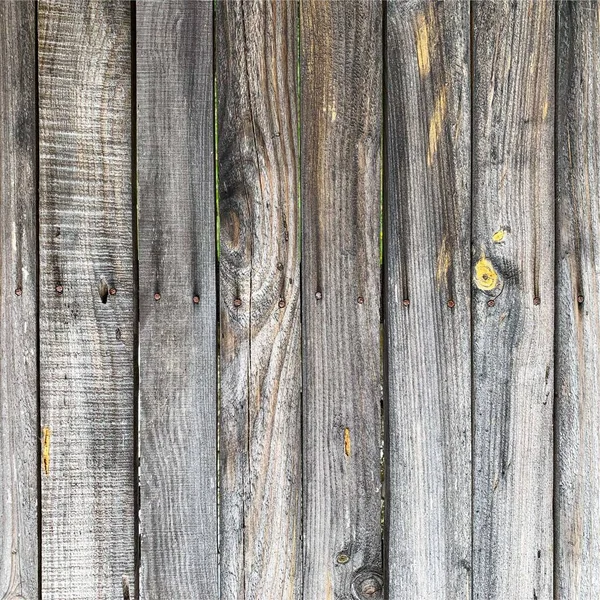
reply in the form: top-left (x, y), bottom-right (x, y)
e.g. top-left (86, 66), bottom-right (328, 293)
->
top-left (351, 569), bottom-right (383, 600)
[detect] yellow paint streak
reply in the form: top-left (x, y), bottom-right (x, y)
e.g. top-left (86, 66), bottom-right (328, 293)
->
top-left (427, 87), bottom-right (447, 166)
top-left (416, 13), bottom-right (430, 77)
top-left (492, 229), bottom-right (506, 243)
top-left (344, 428), bottom-right (351, 457)
top-left (542, 98), bottom-right (549, 121)
top-left (42, 427), bottom-right (51, 476)
top-left (436, 236), bottom-right (451, 285)
top-left (474, 254), bottom-right (499, 291)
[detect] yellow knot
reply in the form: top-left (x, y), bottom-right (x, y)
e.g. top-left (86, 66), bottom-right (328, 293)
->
top-left (474, 255), bottom-right (499, 291)
top-left (492, 229), bottom-right (506, 243)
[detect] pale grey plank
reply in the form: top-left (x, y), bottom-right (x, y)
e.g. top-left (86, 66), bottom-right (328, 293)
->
top-left (385, 1), bottom-right (472, 597)
top-left (301, 1), bottom-right (383, 598)
top-left (136, 0), bottom-right (218, 596)
top-left (472, 2), bottom-right (554, 598)
top-left (555, 2), bottom-right (600, 597)
top-left (0, 1), bottom-right (38, 597)
top-left (38, 1), bottom-right (135, 597)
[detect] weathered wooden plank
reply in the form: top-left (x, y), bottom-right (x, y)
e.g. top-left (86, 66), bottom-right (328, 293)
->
top-left (472, 2), bottom-right (554, 598)
top-left (38, 1), bottom-right (135, 597)
top-left (217, 1), bottom-right (301, 598)
top-left (0, 1), bottom-right (38, 597)
top-left (136, 1), bottom-right (217, 597)
top-left (384, 1), bottom-right (471, 597)
top-left (556, 2), bottom-right (600, 597)
top-left (301, 1), bottom-right (383, 598)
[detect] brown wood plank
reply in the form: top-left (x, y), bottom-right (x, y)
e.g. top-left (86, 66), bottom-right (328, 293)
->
top-left (471, 2), bottom-right (554, 598)
top-left (556, 1), bottom-right (600, 597)
top-left (384, 1), bottom-right (471, 597)
top-left (136, 1), bottom-right (217, 597)
top-left (301, 1), bottom-right (383, 598)
top-left (0, 1), bottom-right (38, 597)
top-left (38, 1), bottom-right (135, 596)
top-left (217, 1), bottom-right (302, 598)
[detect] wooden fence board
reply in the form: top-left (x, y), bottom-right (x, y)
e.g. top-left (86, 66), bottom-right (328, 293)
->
top-left (556, 2), bottom-right (600, 597)
top-left (0, 1), bottom-right (38, 598)
top-left (301, 1), bottom-right (383, 598)
top-left (384, 1), bottom-right (471, 597)
top-left (137, 1), bottom-right (217, 597)
top-left (38, 1), bottom-right (135, 597)
top-left (471, 2), bottom-right (554, 598)
top-left (217, 1), bottom-right (302, 598)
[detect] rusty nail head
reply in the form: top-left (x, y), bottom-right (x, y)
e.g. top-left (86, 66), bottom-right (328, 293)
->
top-left (279, 298), bottom-right (286, 308)
top-left (55, 284), bottom-right (63, 294)
top-left (487, 299), bottom-right (495, 307)
top-left (315, 291), bottom-right (322, 300)
top-left (15, 288), bottom-right (22, 297)
top-left (533, 296), bottom-right (541, 306)
top-left (447, 299), bottom-right (455, 308)
top-left (109, 287), bottom-right (117, 296)
top-left (233, 298), bottom-right (242, 307)
top-left (154, 292), bottom-right (161, 301)
top-left (402, 299), bottom-right (410, 307)
top-left (357, 296), bottom-right (364, 304)
top-left (577, 295), bottom-right (584, 304)
top-left (193, 295), bottom-right (200, 304)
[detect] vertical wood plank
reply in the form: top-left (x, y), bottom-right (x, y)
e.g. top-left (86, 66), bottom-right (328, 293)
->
top-left (472, 2), bottom-right (554, 598)
top-left (384, 1), bottom-right (471, 597)
top-left (556, 2), bottom-right (600, 597)
top-left (301, 1), bottom-right (383, 598)
top-left (217, 1), bottom-right (302, 598)
top-left (0, 1), bottom-right (38, 597)
top-left (38, 1), bottom-right (135, 597)
top-left (137, 1), bottom-right (217, 597)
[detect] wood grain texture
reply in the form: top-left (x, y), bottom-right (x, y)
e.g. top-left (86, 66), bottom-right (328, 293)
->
top-left (384, 1), bottom-right (471, 597)
top-left (301, 2), bottom-right (383, 598)
top-left (217, 1), bottom-right (301, 598)
top-left (38, 1), bottom-right (135, 597)
top-left (0, 1), bottom-right (38, 598)
top-left (555, 2), bottom-right (600, 597)
top-left (472, 2), bottom-right (554, 598)
top-left (137, 2), bottom-right (217, 597)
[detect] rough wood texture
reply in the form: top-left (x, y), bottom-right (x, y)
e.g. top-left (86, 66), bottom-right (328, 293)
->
top-left (217, 1), bottom-right (301, 598)
top-left (384, 1), bottom-right (471, 597)
top-left (301, 1), bottom-right (383, 598)
top-left (556, 2), bottom-right (600, 597)
top-left (137, 2), bottom-right (217, 597)
top-left (0, 1), bottom-right (38, 598)
top-left (38, 1), bottom-right (135, 597)
top-left (472, 2), bottom-right (554, 598)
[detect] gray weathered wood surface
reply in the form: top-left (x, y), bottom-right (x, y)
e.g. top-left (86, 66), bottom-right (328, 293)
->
top-left (556, 1), bottom-right (600, 597)
top-left (385, 1), bottom-right (471, 597)
top-left (471, 2), bottom-right (555, 598)
top-left (38, 1), bottom-right (135, 597)
top-left (217, 1), bottom-right (302, 598)
top-left (301, 1), bottom-right (383, 598)
top-left (0, 1), bottom-right (38, 598)
top-left (137, 1), bottom-right (218, 597)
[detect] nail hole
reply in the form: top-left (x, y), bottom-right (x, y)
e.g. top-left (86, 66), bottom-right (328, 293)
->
top-left (98, 280), bottom-right (108, 304)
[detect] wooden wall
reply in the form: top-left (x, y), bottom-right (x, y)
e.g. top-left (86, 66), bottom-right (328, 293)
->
top-left (0, 1), bottom-right (599, 599)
